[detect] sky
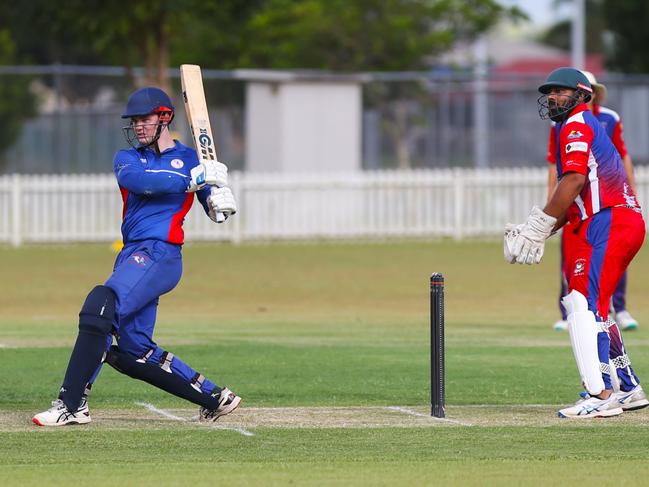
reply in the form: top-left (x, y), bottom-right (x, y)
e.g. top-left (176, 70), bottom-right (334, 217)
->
top-left (499, 0), bottom-right (572, 29)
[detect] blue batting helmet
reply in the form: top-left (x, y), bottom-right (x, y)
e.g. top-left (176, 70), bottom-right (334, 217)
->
top-left (121, 87), bottom-right (174, 119)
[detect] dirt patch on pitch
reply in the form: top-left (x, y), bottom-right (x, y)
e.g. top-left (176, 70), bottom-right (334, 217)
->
top-left (3, 404), bottom-right (649, 432)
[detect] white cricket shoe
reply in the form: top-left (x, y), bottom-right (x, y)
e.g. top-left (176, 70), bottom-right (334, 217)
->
top-left (615, 386), bottom-right (649, 411)
top-left (553, 319), bottom-right (568, 331)
top-left (32, 397), bottom-right (91, 427)
top-left (615, 310), bottom-right (639, 331)
top-left (558, 394), bottom-right (623, 419)
top-left (199, 387), bottom-right (242, 422)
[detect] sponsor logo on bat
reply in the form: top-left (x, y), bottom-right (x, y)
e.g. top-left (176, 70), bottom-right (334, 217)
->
top-left (198, 128), bottom-right (215, 160)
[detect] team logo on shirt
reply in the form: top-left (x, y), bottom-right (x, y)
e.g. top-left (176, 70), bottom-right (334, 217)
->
top-left (567, 130), bottom-right (583, 139)
top-left (573, 258), bottom-right (586, 277)
top-left (565, 142), bottom-right (588, 153)
top-left (170, 159), bottom-right (184, 169)
top-left (130, 253), bottom-right (150, 267)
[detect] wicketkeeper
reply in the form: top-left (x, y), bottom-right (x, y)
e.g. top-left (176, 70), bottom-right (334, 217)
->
top-left (33, 87), bottom-right (241, 426)
top-left (504, 67), bottom-right (648, 418)
top-left (547, 70), bottom-right (640, 332)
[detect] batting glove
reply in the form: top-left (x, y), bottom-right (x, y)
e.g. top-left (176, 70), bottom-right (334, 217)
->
top-left (187, 161), bottom-right (229, 192)
top-left (207, 186), bottom-right (237, 223)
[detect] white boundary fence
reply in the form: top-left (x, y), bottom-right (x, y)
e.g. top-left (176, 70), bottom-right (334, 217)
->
top-left (3, 168), bottom-right (649, 246)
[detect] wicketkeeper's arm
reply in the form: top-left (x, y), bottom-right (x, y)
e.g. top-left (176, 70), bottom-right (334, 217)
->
top-left (546, 166), bottom-right (558, 204)
top-left (543, 171), bottom-right (585, 232)
top-left (504, 171), bottom-right (582, 265)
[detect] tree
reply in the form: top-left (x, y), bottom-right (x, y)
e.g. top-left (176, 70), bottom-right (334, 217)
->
top-left (0, 0), bottom-right (522, 169)
top-left (0, 0), bottom-right (262, 91)
top-left (3, 0), bottom-right (522, 74)
top-left (538, 0), bottom-right (649, 73)
top-left (539, 0), bottom-right (605, 54)
top-left (0, 29), bottom-right (36, 166)
top-left (232, 0), bottom-right (523, 168)
top-left (602, 0), bottom-right (649, 72)
top-left (237, 0), bottom-right (522, 71)
top-left (4, 0), bottom-right (185, 92)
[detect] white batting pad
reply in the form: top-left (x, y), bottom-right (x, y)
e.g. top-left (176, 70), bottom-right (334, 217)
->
top-left (562, 290), bottom-right (605, 395)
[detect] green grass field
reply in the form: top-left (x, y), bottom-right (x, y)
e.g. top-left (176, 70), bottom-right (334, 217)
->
top-left (3, 240), bottom-right (649, 486)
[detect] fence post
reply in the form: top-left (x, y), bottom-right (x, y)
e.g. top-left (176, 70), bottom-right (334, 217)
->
top-left (230, 171), bottom-right (242, 245)
top-left (453, 168), bottom-right (463, 240)
top-left (11, 174), bottom-right (21, 247)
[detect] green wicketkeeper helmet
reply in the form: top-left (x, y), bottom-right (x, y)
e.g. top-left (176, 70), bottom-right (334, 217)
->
top-left (537, 67), bottom-right (593, 122)
top-left (538, 67), bottom-right (593, 101)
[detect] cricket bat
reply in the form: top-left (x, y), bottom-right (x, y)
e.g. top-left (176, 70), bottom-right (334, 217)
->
top-left (180, 64), bottom-right (226, 222)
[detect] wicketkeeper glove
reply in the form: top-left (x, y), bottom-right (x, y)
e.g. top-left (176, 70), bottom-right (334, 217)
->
top-left (508, 206), bottom-right (557, 265)
top-left (503, 223), bottom-right (523, 264)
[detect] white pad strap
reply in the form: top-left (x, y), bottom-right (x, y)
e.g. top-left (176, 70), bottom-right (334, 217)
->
top-left (601, 318), bottom-right (624, 392)
top-left (562, 291), bottom-right (605, 395)
top-left (608, 360), bottom-right (621, 392)
top-left (600, 362), bottom-right (611, 376)
top-left (611, 354), bottom-right (631, 369)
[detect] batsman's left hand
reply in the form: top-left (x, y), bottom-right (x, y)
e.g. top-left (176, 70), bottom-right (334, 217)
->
top-left (207, 186), bottom-right (237, 223)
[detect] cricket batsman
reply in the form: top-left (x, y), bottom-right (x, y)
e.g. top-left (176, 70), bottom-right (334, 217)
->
top-left (33, 87), bottom-right (241, 426)
top-left (504, 67), bottom-right (648, 418)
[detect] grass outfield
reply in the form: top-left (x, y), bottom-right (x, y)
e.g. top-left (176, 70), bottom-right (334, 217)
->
top-left (2, 240), bottom-right (649, 486)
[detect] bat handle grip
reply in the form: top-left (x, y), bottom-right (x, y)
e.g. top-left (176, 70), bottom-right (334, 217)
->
top-left (216, 212), bottom-right (226, 223)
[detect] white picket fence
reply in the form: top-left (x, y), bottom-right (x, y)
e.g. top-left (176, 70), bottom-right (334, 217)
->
top-left (3, 168), bottom-right (649, 246)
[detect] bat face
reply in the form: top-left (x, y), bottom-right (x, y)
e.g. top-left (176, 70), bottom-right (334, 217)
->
top-left (180, 64), bottom-right (218, 164)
